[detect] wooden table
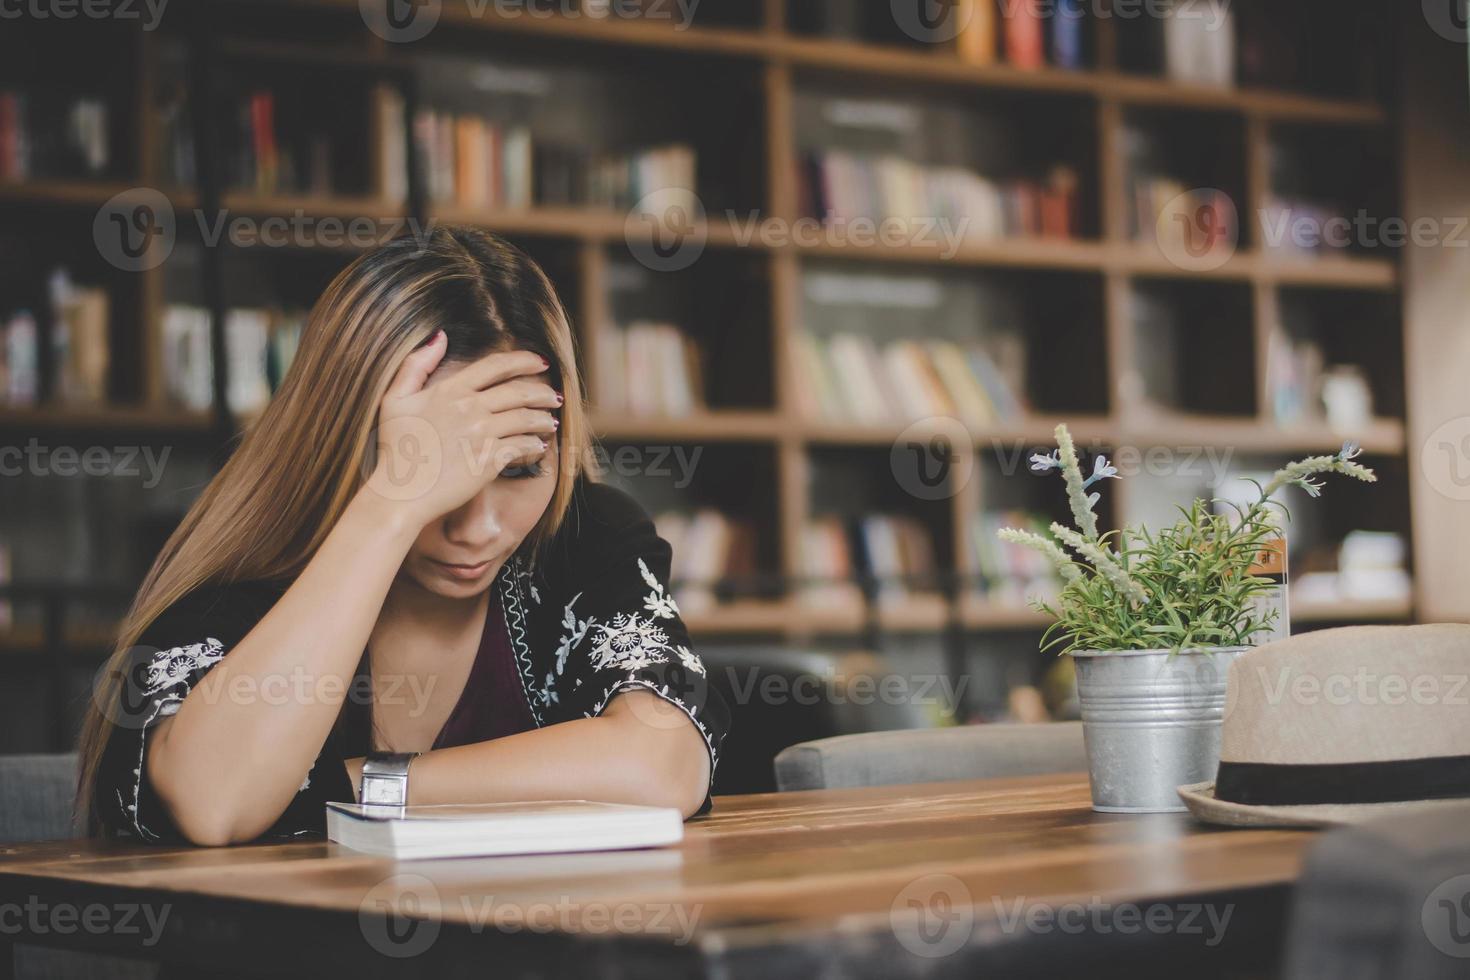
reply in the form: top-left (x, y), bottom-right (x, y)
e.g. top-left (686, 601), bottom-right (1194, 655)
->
top-left (0, 774), bottom-right (1318, 979)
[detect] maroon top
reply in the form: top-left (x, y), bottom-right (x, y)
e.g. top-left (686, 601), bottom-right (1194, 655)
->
top-left (430, 592), bottom-right (539, 750)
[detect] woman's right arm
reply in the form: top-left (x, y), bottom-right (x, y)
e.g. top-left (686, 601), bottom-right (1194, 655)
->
top-left (145, 337), bottom-right (558, 845)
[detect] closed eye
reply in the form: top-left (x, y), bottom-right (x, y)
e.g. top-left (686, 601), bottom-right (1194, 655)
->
top-left (500, 462), bottom-right (544, 480)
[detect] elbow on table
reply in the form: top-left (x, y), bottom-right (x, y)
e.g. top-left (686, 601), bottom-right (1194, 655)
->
top-left (148, 734), bottom-right (260, 847)
top-left (151, 772), bottom-right (240, 847)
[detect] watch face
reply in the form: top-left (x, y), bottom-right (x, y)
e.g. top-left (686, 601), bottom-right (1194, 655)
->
top-left (362, 776), bottom-right (406, 806)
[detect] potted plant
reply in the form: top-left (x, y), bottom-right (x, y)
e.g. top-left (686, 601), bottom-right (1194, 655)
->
top-left (999, 424), bottom-right (1376, 812)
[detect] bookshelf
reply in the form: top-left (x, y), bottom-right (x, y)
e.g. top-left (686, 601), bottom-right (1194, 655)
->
top-left (0, 1), bottom-right (1418, 736)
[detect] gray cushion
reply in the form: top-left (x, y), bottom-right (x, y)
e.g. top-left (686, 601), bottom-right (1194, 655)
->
top-left (0, 753), bottom-right (80, 843)
top-left (0, 754), bottom-right (159, 980)
top-left (1284, 801), bottom-right (1470, 980)
top-left (773, 721), bottom-right (1088, 791)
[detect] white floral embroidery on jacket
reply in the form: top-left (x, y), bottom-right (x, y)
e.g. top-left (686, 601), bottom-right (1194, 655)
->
top-left (144, 639), bottom-right (225, 698)
top-left (639, 557), bottom-right (680, 620)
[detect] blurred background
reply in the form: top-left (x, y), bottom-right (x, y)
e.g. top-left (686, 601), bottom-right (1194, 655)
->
top-left (1, 0), bottom-right (1464, 795)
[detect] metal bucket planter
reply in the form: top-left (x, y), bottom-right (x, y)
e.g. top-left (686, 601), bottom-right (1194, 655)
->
top-left (1071, 647), bottom-right (1248, 813)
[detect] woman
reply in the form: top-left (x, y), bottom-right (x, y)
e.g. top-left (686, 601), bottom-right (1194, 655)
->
top-left (74, 227), bottom-right (728, 845)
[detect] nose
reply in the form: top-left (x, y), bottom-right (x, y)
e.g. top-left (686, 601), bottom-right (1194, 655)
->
top-left (441, 487), bottom-right (502, 553)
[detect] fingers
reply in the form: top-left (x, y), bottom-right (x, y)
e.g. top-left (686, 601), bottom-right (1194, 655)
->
top-left (492, 434), bottom-right (551, 473)
top-left (474, 378), bottom-right (562, 413)
top-left (452, 349), bottom-right (549, 392)
top-left (487, 407), bottom-right (559, 439)
top-left (384, 330), bottom-right (447, 399)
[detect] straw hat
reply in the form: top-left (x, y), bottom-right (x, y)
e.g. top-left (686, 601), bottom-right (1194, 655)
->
top-left (1178, 623), bottom-right (1470, 827)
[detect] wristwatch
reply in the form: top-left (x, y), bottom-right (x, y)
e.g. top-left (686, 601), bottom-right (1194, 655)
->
top-left (359, 751), bottom-right (419, 808)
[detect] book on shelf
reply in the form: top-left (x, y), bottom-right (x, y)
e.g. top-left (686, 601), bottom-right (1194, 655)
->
top-left (413, 105), bottom-right (695, 212)
top-left (854, 513), bottom-right (941, 607)
top-left (0, 310), bottom-right (40, 407)
top-left (1003, 0), bottom-right (1045, 70)
top-left (653, 508), bottom-right (758, 614)
top-left (594, 322), bottom-right (704, 418)
top-left (798, 330), bottom-right (1023, 428)
top-left (801, 151), bottom-right (1079, 241)
top-left (48, 268), bottom-right (109, 406)
top-left (154, 40), bottom-right (195, 189)
top-left (1264, 326), bottom-right (1325, 426)
top-left (225, 309), bottom-right (272, 417)
top-left (161, 306), bottom-right (213, 412)
top-left (1259, 196), bottom-right (1351, 258)
top-left (796, 514), bottom-right (942, 611)
top-left (970, 510), bottom-right (1062, 606)
top-left (1133, 177), bottom-right (1235, 255)
top-left (161, 305), bottom-right (308, 414)
top-left (376, 85), bottom-right (408, 205)
top-left (326, 799), bottom-right (683, 860)
top-left (795, 515), bottom-right (867, 613)
top-left (0, 268), bottom-right (109, 408)
top-left (953, 0), bottom-right (1085, 70)
top-left (227, 89), bottom-right (332, 196)
top-left (1162, 0), bottom-right (1235, 88)
top-left (0, 89), bottom-right (110, 182)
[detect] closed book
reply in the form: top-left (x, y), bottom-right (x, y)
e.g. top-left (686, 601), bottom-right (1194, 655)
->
top-left (326, 800), bottom-right (683, 860)
top-left (503, 127), bottom-right (533, 207)
top-left (927, 339), bottom-right (996, 427)
top-left (454, 115), bottom-right (481, 207)
top-left (412, 110), bottom-right (437, 201)
top-left (1051, 0), bottom-right (1085, 69)
top-left (225, 308), bottom-right (272, 416)
top-left (250, 91), bottom-right (276, 194)
top-left (955, 0), bottom-right (997, 65)
top-left (966, 345), bottom-right (1022, 419)
top-left (594, 324), bottom-right (627, 413)
top-left (61, 287), bottom-right (109, 405)
top-left (377, 86), bottom-right (408, 205)
top-left (1003, 0), bottom-right (1045, 70)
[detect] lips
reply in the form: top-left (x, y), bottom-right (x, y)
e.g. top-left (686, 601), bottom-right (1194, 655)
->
top-left (430, 558), bottom-right (494, 581)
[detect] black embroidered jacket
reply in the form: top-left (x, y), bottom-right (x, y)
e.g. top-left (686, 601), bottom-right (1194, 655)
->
top-left (95, 479), bottom-right (731, 842)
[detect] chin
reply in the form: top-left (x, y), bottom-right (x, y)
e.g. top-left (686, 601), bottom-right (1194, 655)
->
top-left (410, 560), bottom-right (502, 597)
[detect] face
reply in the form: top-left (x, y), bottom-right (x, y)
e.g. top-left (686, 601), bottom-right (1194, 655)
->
top-left (399, 360), bottom-right (560, 599)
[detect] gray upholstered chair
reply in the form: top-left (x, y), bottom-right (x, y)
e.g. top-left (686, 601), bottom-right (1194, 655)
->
top-left (0, 753), bottom-right (81, 843)
top-left (772, 721), bottom-right (1088, 791)
top-left (1283, 801), bottom-right (1470, 980)
top-left (0, 753), bottom-right (159, 980)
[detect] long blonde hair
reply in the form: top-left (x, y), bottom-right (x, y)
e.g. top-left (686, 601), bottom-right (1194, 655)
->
top-left (75, 227), bottom-right (589, 835)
